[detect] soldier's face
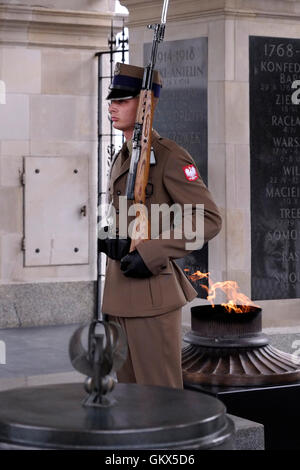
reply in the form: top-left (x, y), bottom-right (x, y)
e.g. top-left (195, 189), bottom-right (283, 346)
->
top-left (108, 97), bottom-right (139, 138)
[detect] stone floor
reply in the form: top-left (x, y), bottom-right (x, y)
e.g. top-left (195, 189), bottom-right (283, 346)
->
top-left (0, 323), bottom-right (83, 391)
top-left (1, 322), bottom-right (298, 384)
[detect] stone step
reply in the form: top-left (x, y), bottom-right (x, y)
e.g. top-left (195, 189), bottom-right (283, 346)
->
top-left (229, 414), bottom-right (264, 450)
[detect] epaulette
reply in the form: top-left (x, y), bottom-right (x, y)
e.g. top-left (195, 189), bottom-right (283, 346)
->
top-left (156, 136), bottom-right (188, 156)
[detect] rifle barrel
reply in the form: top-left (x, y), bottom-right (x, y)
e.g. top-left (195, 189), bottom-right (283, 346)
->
top-left (161, 0), bottom-right (169, 24)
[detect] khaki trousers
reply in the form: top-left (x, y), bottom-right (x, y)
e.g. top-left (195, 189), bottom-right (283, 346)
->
top-left (109, 308), bottom-right (183, 389)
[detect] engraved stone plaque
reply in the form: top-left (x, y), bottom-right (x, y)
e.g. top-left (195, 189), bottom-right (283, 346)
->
top-left (144, 38), bottom-right (208, 296)
top-left (250, 36), bottom-right (300, 300)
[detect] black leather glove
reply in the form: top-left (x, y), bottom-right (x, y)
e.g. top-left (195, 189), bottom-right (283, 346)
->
top-left (120, 250), bottom-right (153, 278)
top-left (98, 226), bottom-right (131, 261)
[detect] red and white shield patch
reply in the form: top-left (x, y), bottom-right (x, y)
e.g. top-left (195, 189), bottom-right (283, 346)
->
top-left (183, 164), bottom-right (199, 181)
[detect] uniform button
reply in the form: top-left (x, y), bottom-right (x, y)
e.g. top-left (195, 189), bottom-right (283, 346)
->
top-left (117, 190), bottom-right (121, 196)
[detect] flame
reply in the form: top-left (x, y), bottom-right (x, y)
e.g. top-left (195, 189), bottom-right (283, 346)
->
top-left (186, 270), bottom-right (259, 314)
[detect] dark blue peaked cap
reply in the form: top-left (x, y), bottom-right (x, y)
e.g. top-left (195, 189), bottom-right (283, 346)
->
top-left (106, 62), bottom-right (163, 101)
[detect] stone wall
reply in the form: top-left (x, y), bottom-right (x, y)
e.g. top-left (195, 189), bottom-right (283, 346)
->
top-left (0, 1), bottom-right (124, 327)
top-left (3, 1), bottom-right (115, 12)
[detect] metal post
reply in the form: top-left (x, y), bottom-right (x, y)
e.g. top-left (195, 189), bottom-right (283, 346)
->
top-left (95, 52), bottom-right (103, 321)
top-left (95, 19), bottom-right (128, 321)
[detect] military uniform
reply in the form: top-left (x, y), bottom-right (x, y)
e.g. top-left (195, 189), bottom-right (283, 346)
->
top-left (102, 129), bottom-right (222, 388)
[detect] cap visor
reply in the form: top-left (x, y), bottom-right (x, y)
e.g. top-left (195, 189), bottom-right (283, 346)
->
top-left (106, 88), bottom-right (139, 101)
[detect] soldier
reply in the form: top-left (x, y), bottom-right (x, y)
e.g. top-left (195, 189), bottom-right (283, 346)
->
top-left (99, 63), bottom-right (222, 389)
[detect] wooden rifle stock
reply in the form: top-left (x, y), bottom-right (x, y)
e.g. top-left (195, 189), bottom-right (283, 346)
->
top-left (129, 89), bottom-right (154, 252)
top-left (126, 0), bottom-right (169, 253)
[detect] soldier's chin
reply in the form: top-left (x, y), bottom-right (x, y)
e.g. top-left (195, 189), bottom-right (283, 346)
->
top-left (112, 121), bottom-right (122, 130)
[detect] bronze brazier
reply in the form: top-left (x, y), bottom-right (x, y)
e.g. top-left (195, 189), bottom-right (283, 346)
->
top-left (182, 305), bottom-right (300, 387)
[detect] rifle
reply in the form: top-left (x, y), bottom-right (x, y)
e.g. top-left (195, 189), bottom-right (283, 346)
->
top-left (125, 0), bottom-right (170, 252)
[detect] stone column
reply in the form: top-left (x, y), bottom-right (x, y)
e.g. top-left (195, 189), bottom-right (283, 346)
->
top-left (121, 0), bottom-right (300, 328)
top-left (0, 1), bottom-right (124, 327)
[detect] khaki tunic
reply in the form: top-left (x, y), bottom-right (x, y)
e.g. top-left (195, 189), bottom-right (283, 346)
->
top-left (102, 130), bottom-right (222, 317)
